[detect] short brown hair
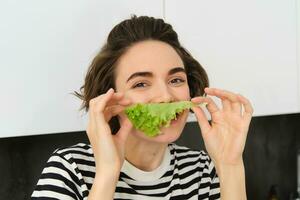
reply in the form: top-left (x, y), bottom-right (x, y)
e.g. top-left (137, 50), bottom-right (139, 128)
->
top-left (72, 15), bottom-right (209, 134)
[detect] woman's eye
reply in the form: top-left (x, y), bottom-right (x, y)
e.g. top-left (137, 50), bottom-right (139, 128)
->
top-left (170, 78), bottom-right (185, 84)
top-left (132, 82), bottom-right (147, 88)
top-left (132, 78), bottom-right (185, 89)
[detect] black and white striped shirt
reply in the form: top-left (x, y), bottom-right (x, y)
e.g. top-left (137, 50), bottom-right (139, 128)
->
top-left (32, 143), bottom-right (220, 199)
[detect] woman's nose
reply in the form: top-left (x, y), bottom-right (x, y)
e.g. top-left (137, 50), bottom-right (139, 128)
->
top-left (152, 83), bottom-right (175, 103)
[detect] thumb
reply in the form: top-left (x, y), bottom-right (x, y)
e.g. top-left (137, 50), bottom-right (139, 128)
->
top-left (191, 106), bottom-right (211, 138)
top-left (115, 117), bottom-right (133, 143)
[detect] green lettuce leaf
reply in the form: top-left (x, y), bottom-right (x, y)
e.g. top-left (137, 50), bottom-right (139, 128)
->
top-left (125, 101), bottom-right (196, 137)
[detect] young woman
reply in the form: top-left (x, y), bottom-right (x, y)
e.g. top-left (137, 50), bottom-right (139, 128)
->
top-left (32, 15), bottom-right (253, 200)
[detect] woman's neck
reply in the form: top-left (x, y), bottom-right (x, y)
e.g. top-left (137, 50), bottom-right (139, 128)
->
top-left (124, 135), bottom-right (167, 171)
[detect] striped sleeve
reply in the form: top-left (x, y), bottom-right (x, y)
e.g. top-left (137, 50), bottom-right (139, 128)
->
top-left (207, 156), bottom-right (220, 199)
top-left (196, 150), bottom-right (220, 199)
top-left (209, 162), bottom-right (220, 199)
top-left (31, 149), bottom-right (84, 200)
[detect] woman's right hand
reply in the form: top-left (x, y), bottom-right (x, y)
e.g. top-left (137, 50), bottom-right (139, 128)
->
top-left (87, 88), bottom-right (133, 174)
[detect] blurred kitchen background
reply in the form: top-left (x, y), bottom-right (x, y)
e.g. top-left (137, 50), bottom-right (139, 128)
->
top-left (0, 0), bottom-right (300, 199)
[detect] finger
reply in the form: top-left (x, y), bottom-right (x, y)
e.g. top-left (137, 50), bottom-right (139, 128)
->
top-left (237, 94), bottom-right (254, 119)
top-left (191, 96), bottom-right (206, 104)
top-left (191, 105), bottom-right (211, 136)
top-left (105, 92), bottom-right (124, 106)
top-left (205, 87), bottom-right (241, 114)
top-left (88, 88), bottom-right (113, 132)
top-left (89, 89), bottom-right (132, 137)
top-left (90, 89), bottom-right (129, 110)
top-left (103, 93), bottom-right (133, 122)
top-left (191, 96), bottom-right (219, 114)
top-left (89, 88), bottom-right (115, 136)
top-left (105, 92), bottom-right (132, 107)
top-left (221, 98), bottom-right (231, 112)
top-left (204, 88), bottom-right (231, 112)
top-left (89, 88), bottom-right (115, 112)
top-left (90, 89), bottom-right (129, 123)
top-left (104, 105), bottom-right (127, 122)
top-left (87, 109), bottom-right (111, 143)
top-left (115, 117), bottom-right (133, 143)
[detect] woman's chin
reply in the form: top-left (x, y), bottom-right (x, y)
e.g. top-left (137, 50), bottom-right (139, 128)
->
top-left (156, 123), bottom-right (185, 143)
top-left (141, 114), bottom-right (188, 143)
top-left (130, 129), bottom-right (180, 144)
top-left (151, 130), bottom-right (181, 143)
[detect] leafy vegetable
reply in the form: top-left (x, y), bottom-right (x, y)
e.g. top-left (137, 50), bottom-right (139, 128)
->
top-left (125, 101), bottom-right (198, 137)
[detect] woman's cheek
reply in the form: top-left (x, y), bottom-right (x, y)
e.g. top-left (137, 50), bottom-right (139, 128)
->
top-left (172, 86), bottom-right (190, 101)
top-left (127, 89), bottom-right (154, 102)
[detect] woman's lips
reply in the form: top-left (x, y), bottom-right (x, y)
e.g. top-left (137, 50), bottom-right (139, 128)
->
top-left (171, 113), bottom-right (181, 125)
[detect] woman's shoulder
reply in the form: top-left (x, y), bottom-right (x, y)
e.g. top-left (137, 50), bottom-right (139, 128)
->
top-left (168, 143), bottom-right (210, 160)
top-left (52, 143), bottom-right (94, 162)
top-left (55, 142), bottom-right (92, 152)
top-left (168, 143), bottom-right (217, 180)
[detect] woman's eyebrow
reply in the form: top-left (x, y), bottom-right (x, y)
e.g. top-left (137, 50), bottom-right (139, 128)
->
top-left (126, 71), bottom-right (152, 83)
top-left (168, 67), bottom-right (186, 76)
top-left (126, 67), bottom-right (186, 83)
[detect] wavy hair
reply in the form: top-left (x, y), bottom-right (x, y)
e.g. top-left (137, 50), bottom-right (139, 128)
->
top-left (72, 15), bottom-right (209, 134)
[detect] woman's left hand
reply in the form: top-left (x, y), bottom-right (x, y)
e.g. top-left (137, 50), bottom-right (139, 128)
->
top-left (191, 87), bottom-right (254, 166)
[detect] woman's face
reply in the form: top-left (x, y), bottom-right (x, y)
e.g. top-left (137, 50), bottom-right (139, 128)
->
top-left (115, 40), bottom-right (191, 143)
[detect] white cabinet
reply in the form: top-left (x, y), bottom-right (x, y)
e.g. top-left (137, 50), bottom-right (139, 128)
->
top-left (0, 0), bottom-right (163, 138)
top-left (1, 0), bottom-right (299, 137)
top-left (165, 0), bottom-right (300, 117)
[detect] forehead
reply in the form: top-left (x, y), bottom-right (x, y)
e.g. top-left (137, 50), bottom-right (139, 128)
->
top-left (115, 40), bottom-right (184, 80)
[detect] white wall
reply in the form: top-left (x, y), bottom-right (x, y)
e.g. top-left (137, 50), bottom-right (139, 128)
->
top-left (0, 0), bottom-right (299, 138)
top-left (0, 0), bottom-right (163, 138)
top-left (166, 0), bottom-right (300, 119)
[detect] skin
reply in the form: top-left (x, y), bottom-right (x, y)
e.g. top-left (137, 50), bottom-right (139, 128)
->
top-left (87, 40), bottom-right (253, 200)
